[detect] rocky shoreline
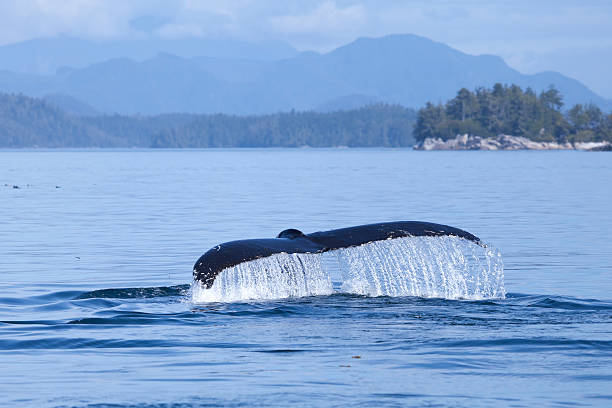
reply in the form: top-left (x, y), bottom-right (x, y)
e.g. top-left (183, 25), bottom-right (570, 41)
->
top-left (414, 134), bottom-right (611, 151)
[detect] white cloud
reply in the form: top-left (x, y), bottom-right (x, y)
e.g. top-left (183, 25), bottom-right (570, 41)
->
top-left (0, 1), bottom-right (128, 42)
top-left (154, 0), bottom-right (240, 39)
top-left (266, 1), bottom-right (367, 50)
top-left (269, 2), bottom-right (366, 35)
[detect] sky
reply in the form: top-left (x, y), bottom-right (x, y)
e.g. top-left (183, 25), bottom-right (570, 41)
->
top-left (0, 0), bottom-right (611, 98)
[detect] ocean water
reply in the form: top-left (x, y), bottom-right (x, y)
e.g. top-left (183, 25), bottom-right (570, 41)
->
top-left (1, 149), bottom-right (611, 407)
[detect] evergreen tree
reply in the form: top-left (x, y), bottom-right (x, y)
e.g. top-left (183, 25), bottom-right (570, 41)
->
top-left (413, 84), bottom-right (610, 143)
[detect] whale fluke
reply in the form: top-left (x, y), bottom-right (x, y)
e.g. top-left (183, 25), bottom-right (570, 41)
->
top-left (193, 221), bottom-right (481, 289)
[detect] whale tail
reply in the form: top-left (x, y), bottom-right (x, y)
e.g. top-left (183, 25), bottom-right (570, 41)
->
top-left (194, 221), bottom-right (482, 288)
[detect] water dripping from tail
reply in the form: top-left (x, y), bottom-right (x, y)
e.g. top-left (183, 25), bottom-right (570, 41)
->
top-left (191, 252), bottom-right (334, 303)
top-left (336, 236), bottom-right (504, 299)
top-left (191, 236), bottom-right (504, 303)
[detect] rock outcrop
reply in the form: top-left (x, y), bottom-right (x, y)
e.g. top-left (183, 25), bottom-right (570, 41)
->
top-left (587, 143), bottom-right (612, 151)
top-left (414, 134), bottom-right (611, 151)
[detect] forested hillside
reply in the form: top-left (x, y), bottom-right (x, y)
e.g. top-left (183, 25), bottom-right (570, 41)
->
top-left (414, 84), bottom-right (612, 143)
top-left (150, 105), bottom-right (416, 147)
top-left (0, 93), bottom-right (416, 147)
top-left (83, 114), bottom-right (196, 147)
top-left (0, 93), bottom-right (117, 147)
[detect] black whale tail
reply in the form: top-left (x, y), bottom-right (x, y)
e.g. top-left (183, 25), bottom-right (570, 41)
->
top-left (193, 221), bottom-right (482, 289)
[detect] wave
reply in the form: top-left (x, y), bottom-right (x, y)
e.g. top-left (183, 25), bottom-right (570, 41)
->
top-left (1, 292), bottom-right (610, 336)
top-left (0, 285), bottom-right (190, 308)
top-left (76, 285), bottom-right (190, 299)
top-left (506, 293), bottom-right (612, 311)
top-left (192, 236), bottom-right (505, 303)
top-left (3, 327), bottom-right (611, 351)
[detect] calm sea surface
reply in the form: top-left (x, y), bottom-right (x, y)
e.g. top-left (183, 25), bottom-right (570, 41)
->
top-left (1, 149), bottom-right (611, 407)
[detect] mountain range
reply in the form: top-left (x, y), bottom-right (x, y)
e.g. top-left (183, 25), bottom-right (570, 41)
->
top-left (0, 34), bottom-right (610, 115)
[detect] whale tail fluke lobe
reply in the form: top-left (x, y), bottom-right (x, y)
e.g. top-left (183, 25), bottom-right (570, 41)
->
top-left (193, 221), bottom-right (484, 290)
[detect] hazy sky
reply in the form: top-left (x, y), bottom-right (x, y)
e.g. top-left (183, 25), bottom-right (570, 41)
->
top-left (1, 0), bottom-right (611, 97)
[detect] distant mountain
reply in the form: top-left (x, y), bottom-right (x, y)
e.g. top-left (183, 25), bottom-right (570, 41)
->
top-left (0, 36), bottom-right (298, 74)
top-left (0, 34), bottom-right (609, 114)
top-left (315, 94), bottom-right (380, 112)
top-left (309, 35), bottom-right (612, 111)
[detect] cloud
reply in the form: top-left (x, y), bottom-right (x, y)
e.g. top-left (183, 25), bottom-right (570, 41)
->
top-left (1, 1), bottom-right (610, 52)
top-left (269, 2), bottom-right (366, 35)
top-left (130, 15), bottom-right (170, 33)
top-left (0, 0), bottom-right (181, 44)
top-left (153, 1), bottom-right (239, 38)
top-left (0, 1), bottom-right (128, 42)
top-left (267, 1), bottom-right (367, 50)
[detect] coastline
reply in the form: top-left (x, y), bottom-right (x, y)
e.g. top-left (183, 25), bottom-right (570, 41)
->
top-left (414, 134), bottom-right (612, 151)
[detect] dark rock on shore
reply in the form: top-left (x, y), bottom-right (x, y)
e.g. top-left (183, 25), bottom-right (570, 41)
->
top-left (588, 144), bottom-right (612, 151)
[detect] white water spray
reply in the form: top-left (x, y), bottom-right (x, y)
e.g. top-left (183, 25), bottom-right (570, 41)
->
top-left (191, 236), bottom-right (504, 303)
top-left (192, 252), bottom-right (333, 302)
top-left (336, 236), bottom-right (504, 299)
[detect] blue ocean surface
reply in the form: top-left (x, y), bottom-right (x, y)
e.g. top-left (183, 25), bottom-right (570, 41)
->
top-left (1, 149), bottom-right (611, 407)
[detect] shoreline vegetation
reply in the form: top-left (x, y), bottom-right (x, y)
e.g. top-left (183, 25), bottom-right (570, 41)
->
top-left (0, 93), bottom-right (416, 148)
top-left (414, 84), bottom-right (612, 150)
top-left (1, 84), bottom-right (611, 150)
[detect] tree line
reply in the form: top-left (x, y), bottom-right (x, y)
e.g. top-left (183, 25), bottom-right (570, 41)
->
top-left (149, 105), bottom-right (416, 147)
top-left (0, 93), bottom-right (416, 148)
top-left (414, 84), bottom-right (612, 143)
top-left (2, 88), bottom-right (611, 148)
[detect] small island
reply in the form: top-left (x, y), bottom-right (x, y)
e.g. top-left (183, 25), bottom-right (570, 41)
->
top-left (413, 84), bottom-right (612, 150)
